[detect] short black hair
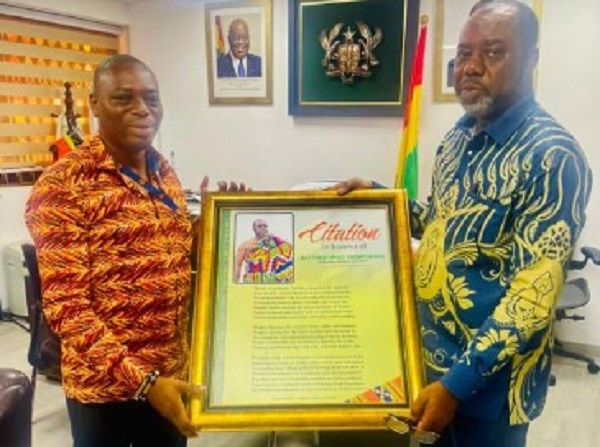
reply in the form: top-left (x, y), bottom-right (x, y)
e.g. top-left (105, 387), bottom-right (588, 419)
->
top-left (93, 54), bottom-right (154, 94)
top-left (469, 0), bottom-right (539, 51)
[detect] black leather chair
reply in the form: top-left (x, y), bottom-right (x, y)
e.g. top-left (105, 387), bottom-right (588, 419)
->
top-left (554, 246), bottom-right (600, 374)
top-left (21, 243), bottom-right (61, 393)
top-left (0, 368), bottom-right (32, 447)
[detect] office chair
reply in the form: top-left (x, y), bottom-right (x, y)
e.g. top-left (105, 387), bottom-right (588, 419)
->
top-left (554, 246), bottom-right (600, 374)
top-left (21, 243), bottom-right (61, 398)
top-left (0, 368), bottom-right (33, 447)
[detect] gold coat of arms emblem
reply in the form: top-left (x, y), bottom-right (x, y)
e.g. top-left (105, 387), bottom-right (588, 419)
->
top-left (319, 22), bottom-right (383, 84)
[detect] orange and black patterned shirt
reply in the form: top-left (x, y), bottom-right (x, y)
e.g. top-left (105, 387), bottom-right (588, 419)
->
top-left (25, 137), bottom-right (192, 403)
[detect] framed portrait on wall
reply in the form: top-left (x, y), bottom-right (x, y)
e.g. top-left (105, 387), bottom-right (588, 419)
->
top-left (434, 0), bottom-right (543, 102)
top-left (188, 190), bottom-right (425, 431)
top-left (205, 0), bottom-right (272, 105)
top-left (288, 0), bottom-right (420, 117)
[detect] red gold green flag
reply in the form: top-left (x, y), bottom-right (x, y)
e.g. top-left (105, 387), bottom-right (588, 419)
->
top-left (395, 17), bottom-right (428, 199)
top-left (215, 16), bottom-right (226, 57)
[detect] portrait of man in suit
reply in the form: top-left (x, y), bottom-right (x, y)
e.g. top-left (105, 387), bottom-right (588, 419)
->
top-left (217, 18), bottom-right (262, 78)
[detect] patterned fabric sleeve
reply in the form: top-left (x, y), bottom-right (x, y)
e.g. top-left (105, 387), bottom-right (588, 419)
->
top-left (441, 145), bottom-right (592, 409)
top-left (25, 174), bottom-right (149, 395)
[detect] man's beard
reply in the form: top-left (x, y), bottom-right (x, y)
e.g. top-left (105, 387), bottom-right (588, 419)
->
top-left (459, 93), bottom-right (494, 118)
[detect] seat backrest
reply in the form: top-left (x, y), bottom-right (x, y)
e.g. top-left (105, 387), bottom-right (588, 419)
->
top-left (0, 368), bottom-right (32, 447)
top-left (21, 243), bottom-right (61, 379)
top-left (558, 277), bottom-right (590, 310)
top-left (557, 246), bottom-right (599, 314)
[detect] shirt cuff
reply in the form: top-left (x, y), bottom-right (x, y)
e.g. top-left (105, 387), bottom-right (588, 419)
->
top-left (440, 360), bottom-right (485, 402)
top-left (371, 181), bottom-right (386, 189)
top-left (118, 357), bottom-right (151, 397)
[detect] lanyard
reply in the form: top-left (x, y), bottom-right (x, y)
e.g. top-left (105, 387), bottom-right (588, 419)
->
top-left (120, 164), bottom-right (178, 212)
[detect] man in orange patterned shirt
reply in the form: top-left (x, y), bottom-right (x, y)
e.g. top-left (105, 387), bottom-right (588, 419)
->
top-left (26, 55), bottom-right (215, 446)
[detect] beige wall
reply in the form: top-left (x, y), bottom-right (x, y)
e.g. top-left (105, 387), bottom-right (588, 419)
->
top-left (128, 0), bottom-right (600, 346)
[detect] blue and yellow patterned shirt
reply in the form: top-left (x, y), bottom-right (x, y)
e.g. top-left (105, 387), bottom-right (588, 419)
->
top-left (411, 96), bottom-right (592, 425)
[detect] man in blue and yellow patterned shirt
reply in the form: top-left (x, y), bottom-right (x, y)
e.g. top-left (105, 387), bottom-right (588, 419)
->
top-left (336, 1), bottom-right (592, 446)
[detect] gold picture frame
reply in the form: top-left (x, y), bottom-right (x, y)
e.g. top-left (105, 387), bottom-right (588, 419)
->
top-left (189, 190), bottom-right (424, 431)
top-left (434, 0), bottom-right (543, 103)
top-left (205, 0), bottom-right (273, 105)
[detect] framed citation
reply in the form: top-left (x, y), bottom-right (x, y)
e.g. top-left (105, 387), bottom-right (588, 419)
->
top-left (189, 189), bottom-right (424, 430)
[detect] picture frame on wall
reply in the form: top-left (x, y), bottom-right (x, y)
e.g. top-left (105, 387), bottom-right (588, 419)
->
top-left (205, 0), bottom-right (272, 105)
top-left (433, 0), bottom-right (543, 102)
top-left (288, 0), bottom-right (420, 117)
top-left (188, 190), bottom-right (425, 431)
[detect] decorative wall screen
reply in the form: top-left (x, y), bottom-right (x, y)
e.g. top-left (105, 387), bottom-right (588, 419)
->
top-left (0, 14), bottom-right (119, 168)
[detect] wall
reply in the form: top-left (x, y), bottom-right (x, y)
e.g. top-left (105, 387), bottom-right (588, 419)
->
top-left (128, 0), bottom-right (403, 190)
top-left (534, 0), bottom-right (600, 345)
top-left (128, 0), bottom-right (600, 346)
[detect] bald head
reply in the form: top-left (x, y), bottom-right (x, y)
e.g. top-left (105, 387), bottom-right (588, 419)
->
top-left (253, 219), bottom-right (269, 239)
top-left (93, 54), bottom-right (156, 95)
top-left (90, 54), bottom-right (162, 157)
top-left (454, 0), bottom-right (539, 126)
top-left (228, 19), bottom-right (249, 35)
top-left (470, 0), bottom-right (539, 52)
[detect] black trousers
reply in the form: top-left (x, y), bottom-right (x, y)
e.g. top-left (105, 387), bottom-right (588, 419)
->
top-left (435, 406), bottom-right (529, 447)
top-left (66, 398), bottom-right (186, 447)
top-left (318, 430), bottom-right (408, 446)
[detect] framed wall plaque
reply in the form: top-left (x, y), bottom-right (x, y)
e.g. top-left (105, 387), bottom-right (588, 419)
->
top-left (189, 190), bottom-right (424, 431)
top-left (288, 0), bottom-right (420, 116)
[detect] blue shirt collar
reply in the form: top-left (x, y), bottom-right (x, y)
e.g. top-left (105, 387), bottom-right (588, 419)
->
top-left (456, 95), bottom-right (537, 145)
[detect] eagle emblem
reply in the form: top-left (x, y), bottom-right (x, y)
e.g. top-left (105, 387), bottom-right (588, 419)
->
top-left (319, 22), bottom-right (383, 84)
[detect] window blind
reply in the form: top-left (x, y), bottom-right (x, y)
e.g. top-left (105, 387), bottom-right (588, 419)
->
top-left (0, 14), bottom-right (119, 168)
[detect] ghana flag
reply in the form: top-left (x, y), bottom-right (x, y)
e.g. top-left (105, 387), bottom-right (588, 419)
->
top-left (215, 16), bottom-right (226, 57)
top-left (395, 16), bottom-right (428, 199)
